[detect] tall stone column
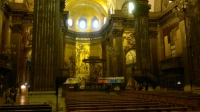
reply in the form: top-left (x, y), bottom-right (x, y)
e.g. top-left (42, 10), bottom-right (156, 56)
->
top-left (157, 24), bottom-right (165, 87)
top-left (32, 0), bottom-right (62, 91)
top-left (134, 0), bottom-right (150, 70)
top-left (105, 36), bottom-right (110, 77)
top-left (4, 16), bottom-right (12, 54)
top-left (112, 29), bottom-right (124, 77)
top-left (10, 24), bottom-right (23, 87)
top-left (0, 9), bottom-right (4, 52)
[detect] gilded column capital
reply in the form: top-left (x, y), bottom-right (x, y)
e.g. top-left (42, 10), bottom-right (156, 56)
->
top-left (149, 31), bottom-right (158, 39)
top-left (133, 0), bottom-right (150, 17)
top-left (111, 29), bottom-right (124, 37)
top-left (11, 24), bottom-right (23, 34)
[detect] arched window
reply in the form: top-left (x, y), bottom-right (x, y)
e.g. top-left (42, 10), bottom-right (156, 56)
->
top-left (103, 17), bottom-right (106, 24)
top-left (67, 18), bottom-right (73, 27)
top-left (92, 17), bottom-right (99, 29)
top-left (79, 18), bottom-right (87, 30)
top-left (110, 7), bottom-right (113, 14)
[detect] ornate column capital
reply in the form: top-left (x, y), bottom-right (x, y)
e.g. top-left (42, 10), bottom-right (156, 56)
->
top-left (149, 31), bottom-right (158, 39)
top-left (111, 29), bottom-right (124, 37)
top-left (11, 24), bottom-right (23, 34)
top-left (133, 0), bottom-right (150, 17)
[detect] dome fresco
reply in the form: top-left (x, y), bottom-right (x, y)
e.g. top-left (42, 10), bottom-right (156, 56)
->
top-left (65, 0), bottom-right (110, 32)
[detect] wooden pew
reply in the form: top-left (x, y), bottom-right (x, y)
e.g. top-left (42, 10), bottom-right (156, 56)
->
top-left (0, 105), bottom-right (52, 112)
top-left (1, 104), bottom-right (50, 107)
top-left (66, 91), bottom-right (190, 112)
top-left (186, 97), bottom-right (200, 110)
top-left (69, 107), bottom-right (188, 112)
top-left (68, 104), bottom-right (173, 111)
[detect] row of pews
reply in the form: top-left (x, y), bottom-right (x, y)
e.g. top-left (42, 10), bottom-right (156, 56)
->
top-left (120, 90), bottom-right (200, 111)
top-left (0, 104), bottom-right (52, 112)
top-left (65, 91), bottom-right (190, 112)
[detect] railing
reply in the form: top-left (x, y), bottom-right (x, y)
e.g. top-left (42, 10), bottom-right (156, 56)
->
top-left (159, 53), bottom-right (184, 70)
top-left (165, 52), bottom-right (183, 60)
top-left (132, 69), bottom-right (158, 82)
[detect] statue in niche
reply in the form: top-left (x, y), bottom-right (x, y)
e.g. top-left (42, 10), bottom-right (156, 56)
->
top-left (64, 55), bottom-right (77, 77)
top-left (25, 28), bottom-right (33, 47)
top-left (94, 65), bottom-right (103, 77)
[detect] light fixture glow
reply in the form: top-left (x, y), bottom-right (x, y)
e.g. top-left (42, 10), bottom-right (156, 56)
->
top-left (177, 81), bottom-right (181, 84)
top-left (21, 85), bottom-right (26, 89)
top-left (129, 2), bottom-right (134, 14)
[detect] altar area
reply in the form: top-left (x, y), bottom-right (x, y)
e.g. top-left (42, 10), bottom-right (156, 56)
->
top-left (62, 77), bottom-right (125, 91)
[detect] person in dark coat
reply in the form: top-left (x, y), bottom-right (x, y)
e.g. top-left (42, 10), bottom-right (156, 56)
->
top-left (10, 87), bottom-right (17, 102)
top-left (105, 84), bottom-right (111, 93)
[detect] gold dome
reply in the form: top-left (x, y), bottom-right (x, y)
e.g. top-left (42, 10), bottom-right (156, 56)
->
top-left (64, 0), bottom-right (114, 32)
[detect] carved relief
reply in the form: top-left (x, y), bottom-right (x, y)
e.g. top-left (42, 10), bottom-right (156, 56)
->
top-left (24, 0), bottom-right (34, 11)
top-left (109, 46), bottom-right (119, 76)
top-left (64, 55), bottom-right (77, 77)
top-left (123, 32), bottom-right (136, 54)
top-left (25, 27), bottom-right (32, 47)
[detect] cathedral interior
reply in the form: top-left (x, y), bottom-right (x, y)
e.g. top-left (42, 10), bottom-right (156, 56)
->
top-left (0, 0), bottom-right (200, 94)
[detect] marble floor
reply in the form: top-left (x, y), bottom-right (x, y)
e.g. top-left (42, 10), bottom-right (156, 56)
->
top-left (0, 91), bottom-right (66, 112)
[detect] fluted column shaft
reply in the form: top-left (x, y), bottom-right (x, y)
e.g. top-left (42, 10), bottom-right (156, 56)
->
top-left (134, 0), bottom-right (150, 70)
top-left (32, 0), bottom-right (61, 91)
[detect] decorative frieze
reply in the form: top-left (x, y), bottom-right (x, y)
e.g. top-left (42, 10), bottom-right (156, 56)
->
top-left (123, 32), bottom-right (136, 53)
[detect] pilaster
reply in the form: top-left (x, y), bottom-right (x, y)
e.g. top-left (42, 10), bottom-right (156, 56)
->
top-left (10, 24), bottom-right (23, 87)
top-left (112, 29), bottom-right (124, 77)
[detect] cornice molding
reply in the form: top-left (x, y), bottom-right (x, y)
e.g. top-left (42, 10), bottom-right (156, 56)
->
top-left (64, 17), bottom-right (114, 39)
top-left (64, 7), bottom-right (178, 38)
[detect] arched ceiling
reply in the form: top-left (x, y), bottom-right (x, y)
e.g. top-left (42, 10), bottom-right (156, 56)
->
top-left (64, 0), bottom-right (115, 32)
top-left (64, 0), bottom-right (115, 15)
top-left (18, 0), bottom-right (160, 33)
